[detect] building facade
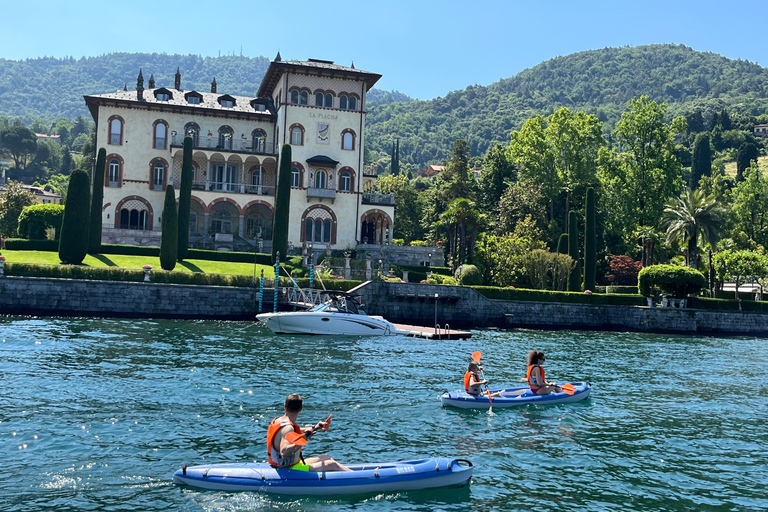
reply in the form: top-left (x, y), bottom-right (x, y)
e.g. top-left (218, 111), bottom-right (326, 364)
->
top-left (84, 56), bottom-right (395, 253)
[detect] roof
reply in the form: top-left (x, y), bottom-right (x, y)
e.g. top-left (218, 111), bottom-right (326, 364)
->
top-left (306, 155), bottom-right (340, 166)
top-left (84, 88), bottom-right (274, 120)
top-left (257, 59), bottom-right (381, 97)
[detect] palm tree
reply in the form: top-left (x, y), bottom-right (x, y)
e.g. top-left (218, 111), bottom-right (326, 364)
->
top-left (439, 198), bottom-right (482, 268)
top-left (635, 225), bottom-right (662, 267)
top-left (661, 189), bottom-right (725, 269)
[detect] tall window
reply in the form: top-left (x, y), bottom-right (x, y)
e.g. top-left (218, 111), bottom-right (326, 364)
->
top-left (340, 171), bottom-right (351, 192)
top-left (246, 218), bottom-right (264, 238)
top-left (342, 131), bottom-right (354, 150)
top-left (120, 209), bottom-right (148, 230)
top-left (108, 159), bottom-right (120, 186)
top-left (340, 95), bottom-right (357, 110)
top-left (305, 218), bottom-right (332, 243)
top-left (315, 93), bottom-right (333, 108)
top-left (110, 118), bottom-right (122, 145)
top-left (153, 162), bottom-right (165, 190)
top-left (290, 90), bottom-right (308, 105)
top-left (291, 167), bottom-right (300, 187)
top-left (253, 131), bottom-right (266, 152)
top-left (211, 210), bottom-right (232, 234)
top-left (290, 126), bottom-right (303, 146)
top-left (219, 127), bottom-right (233, 150)
top-left (314, 170), bottom-right (326, 189)
top-left (185, 123), bottom-right (199, 146)
top-left (340, 95), bottom-right (347, 110)
top-left (211, 163), bottom-right (238, 191)
top-left (154, 122), bottom-right (167, 149)
top-left (348, 96), bottom-right (357, 110)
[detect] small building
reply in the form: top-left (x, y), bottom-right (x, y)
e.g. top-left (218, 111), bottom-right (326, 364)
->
top-left (35, 133), bottom-right (62, 145)
top-left (754, 124), bottom-right (768, 137)
top-left (0, 184), bottom-right (62, 204)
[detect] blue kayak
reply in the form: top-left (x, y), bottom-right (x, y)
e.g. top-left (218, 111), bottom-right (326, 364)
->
top-left (441, 382), bottom-right (591, 409)
top-left (173, 458), bottom-right (473, 495)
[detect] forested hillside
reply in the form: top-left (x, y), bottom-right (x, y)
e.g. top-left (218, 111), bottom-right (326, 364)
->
top-left (366, 44), bottom-right (768, 168)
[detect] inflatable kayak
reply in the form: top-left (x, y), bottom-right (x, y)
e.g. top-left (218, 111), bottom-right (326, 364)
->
top-left (173, 458), bottom-right (473, 495)
top-left (441, 382), bottom-right (591, 409)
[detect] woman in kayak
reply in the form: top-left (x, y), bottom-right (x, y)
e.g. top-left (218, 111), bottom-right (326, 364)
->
top-left (267, 393), bottom-right (351, 472)
top-left (527, 350), bottom-right (562, 395)
top-left (464, 360), bottom-right (501, 397)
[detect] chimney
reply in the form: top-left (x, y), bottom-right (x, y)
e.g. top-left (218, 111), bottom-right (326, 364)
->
top-left (175, 67), bottom-right (181, 90)
top-left (148, 74), bottom-right (155, 89)
top-left (136, 69), bottom-right (144, 100)
top-left (211, 77), bottom-right (217, 93)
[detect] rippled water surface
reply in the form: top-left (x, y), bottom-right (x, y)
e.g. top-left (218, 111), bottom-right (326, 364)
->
top-left (2, 317), bottom-right (767, 511)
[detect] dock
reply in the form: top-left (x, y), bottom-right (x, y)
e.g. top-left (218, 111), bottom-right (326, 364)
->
top-left (393, 323), bottom-right (472, 340)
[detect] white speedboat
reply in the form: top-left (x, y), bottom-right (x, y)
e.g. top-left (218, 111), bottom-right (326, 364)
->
top-left (256, 291), bottom-right (405, 336)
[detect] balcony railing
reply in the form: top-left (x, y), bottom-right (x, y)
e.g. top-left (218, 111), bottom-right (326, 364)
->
top-left (184, 179), bottom-right (276, 196)
top-left (307, 187), bottom-right (336, 200)
top-left (170, 134), bottom-right (277, 155)
top-left (362, 191), bottom-right (395, 205)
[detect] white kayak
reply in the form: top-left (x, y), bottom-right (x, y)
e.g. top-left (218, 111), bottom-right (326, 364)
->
top-left (173, 458), bottom-right (473, 495)
top-left (441, 382), bottom-right (591, 409)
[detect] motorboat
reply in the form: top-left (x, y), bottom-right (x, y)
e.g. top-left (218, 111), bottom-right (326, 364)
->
top-left (256, 291), bottom-right (406, 336)
top-left (172, 458), bottom-right (473, 495)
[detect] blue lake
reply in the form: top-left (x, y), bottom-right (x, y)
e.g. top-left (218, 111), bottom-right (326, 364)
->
top-left (2, 317), bottom-right (767, 511)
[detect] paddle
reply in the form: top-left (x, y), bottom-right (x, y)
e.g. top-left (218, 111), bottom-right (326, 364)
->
top-left (559, 383), bottom-right (575, 395)
top-left (471, 351), bottom-right (493, 411)
top-left (285, 414), bottom-right (332, 446)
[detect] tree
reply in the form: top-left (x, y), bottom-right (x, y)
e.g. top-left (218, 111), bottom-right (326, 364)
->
top-left (690, 133), bottom-right (711, 189)
top-left (177, 136), bottom-right (194, 260)
top-left (495, 179), bottom-right (546, 236)
top-left (88, 148), bottom-right (106, 254)
top-left (728, 163), bottom-right (768, 248)
top-left (159, 184), bottom-right (178, 271)
top-left (441, 139), bottom-right (474, 202)
top-left (477, 144), bottom-right (516, 215)
top-left (661, 189), bottom-right (725, 269)
top-left (0, 180), bottom-right (37, 237)
top-left (439, 198), bottom-right (482, 267)
top-left (377, 174), bottom-right (422, 242)
top-left (568, 210), bottom-right (581, 291)
top-left (0, 125), bottom-right (38, 169)
top-left (272, 144), bottom-right (292, 262)
top-left (712, 249), bottom-right (768, 301)
top-left (391, 139), bottom-right (400, 175)
top-left (58, 169), bottom-right (90, 264)
top-left (735, 142), bottom-right (759, 182)
top-left (583, 187), bottom-right (596, 291)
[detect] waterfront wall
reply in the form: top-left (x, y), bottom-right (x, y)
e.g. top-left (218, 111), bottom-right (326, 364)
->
top-left (1, 277), bottom-right (767, 336)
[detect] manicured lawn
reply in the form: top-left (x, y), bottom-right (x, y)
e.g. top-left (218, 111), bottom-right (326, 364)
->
top-left (0, 250), bottom-right (276, 277)
top-left (723, 155), bottom-right (768, 178)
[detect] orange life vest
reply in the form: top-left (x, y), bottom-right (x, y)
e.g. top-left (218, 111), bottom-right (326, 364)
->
top-left (464, 371), bottom-right (481, 395)
top-left (527, 364), bottom-right (545, 390)
top-left (266, 417), bottom-right (303, 468)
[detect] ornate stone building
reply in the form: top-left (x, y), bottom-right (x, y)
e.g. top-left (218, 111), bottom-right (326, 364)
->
top-left (84, 55), bottom-right (395, 254)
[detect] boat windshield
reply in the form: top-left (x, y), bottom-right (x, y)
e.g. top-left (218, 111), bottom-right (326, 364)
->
top-left (308, 295), bottom-right (360, 314)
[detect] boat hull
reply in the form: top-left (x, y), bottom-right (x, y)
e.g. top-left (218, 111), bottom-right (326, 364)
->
top-left (173, 458), bottom-right (473, 495)
top-left (441, 382), bottom-right (591, 409)
top-left (256, 311), bottom-right (399, 336)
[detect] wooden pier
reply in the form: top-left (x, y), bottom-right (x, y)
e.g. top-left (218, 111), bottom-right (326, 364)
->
top-left (393, 323), bottom-right (472, 340)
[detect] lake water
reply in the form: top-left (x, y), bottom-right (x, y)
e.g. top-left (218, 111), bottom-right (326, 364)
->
top-left (2, 317), bottom-right (767, 511)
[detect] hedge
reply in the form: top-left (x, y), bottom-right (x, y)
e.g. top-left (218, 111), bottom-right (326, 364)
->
top-left (606, 285), bottom-right (639, 294)
top-left (638, 265), bottom-right (707, 297)
top-left (689, 296), bottom-right (768, 313)
top-left (4, 238), bottom-right (59, 251)
top-left (472, 286), bottom-right (646, 306)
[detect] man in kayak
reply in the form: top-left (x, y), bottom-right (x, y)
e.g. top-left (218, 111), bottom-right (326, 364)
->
top-left (465, 360), bottom-right (501, 397)
top-left (267, 393), bottom-right (351, 472)
top-left (527, 350), bottom-right (562, 395)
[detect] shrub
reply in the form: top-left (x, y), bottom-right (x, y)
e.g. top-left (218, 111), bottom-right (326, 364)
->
top-left (638, 264), bottom-right (707, 298)
top-left (4, 238), bottom-right (59, 251)
top-left (606, 285), bottom-right (639, 294)
top-left (410, 240), bottom-right (427, 247)
top-left (58, 169), bottom-right (91, 265)
top-left (607, 255), bottom-right (642, 285)
top-left (427, 273), bottom-right (458, 285)
top-left (456, 264), bottom-right (482, 285)
top-left (17, 204), bottom-right (64, 240)
top-left (473, 285), bottom-right (645, 306)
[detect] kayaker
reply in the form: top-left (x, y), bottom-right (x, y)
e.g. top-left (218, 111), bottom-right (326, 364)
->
top-left (527, 350), bottom-right (562, 395)
top-left (464, 361), bottom-right (501, 397)
top-left (267, 393), bottom-right (351, 472)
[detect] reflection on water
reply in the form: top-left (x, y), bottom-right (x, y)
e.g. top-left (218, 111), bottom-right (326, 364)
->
top-left (1, 317), bottom-right (767, 511)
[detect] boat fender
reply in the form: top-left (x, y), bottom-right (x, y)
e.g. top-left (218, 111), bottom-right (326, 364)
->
top-left (181, 464), bottom-right (187, 475)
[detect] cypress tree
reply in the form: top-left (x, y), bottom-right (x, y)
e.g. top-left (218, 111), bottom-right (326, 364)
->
top-left (394, 139), bottom-right (400, 175)
top-left (58, 169), bottom-right (91, 265)
top-left (87, 148), bottom-right (106, 254)
top-left (272, 144), bottom-right (292, 263)
top-left (556, 233), bottom-right (569, 254)
top-left (177, 136), bottom-right (193, 261)
top-left (568, 210), bottom-right (581, 291)
top-left (160, 184), bottom-right (178, 271)
top-left (690, 133), bottom-right (711, 189)
top-left (736, 142), bottom-right (759, 182)
top-left (583, 188), bottom-right (596, 292)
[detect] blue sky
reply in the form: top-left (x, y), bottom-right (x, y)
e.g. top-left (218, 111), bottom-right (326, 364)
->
top-left (3, 0), bottom-right (768, 100)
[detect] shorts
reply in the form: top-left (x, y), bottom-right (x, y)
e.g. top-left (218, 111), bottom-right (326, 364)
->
top-left (289, 460), bottom-right (310, 471)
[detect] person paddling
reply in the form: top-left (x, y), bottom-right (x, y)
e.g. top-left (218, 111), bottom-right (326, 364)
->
top-left (267, 393), bottom-right (351, 472)
top-left (527, 350), bottom-right (562, 395)
top-left (464, 360), bottom-right (501, 397)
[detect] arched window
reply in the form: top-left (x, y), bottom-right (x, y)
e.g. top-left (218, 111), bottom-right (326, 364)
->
top-left (120, 209), bottom-right (148, 230)
top-left (290, 125), bottom-right (304, 146)
top-left (348, 96), bottom-right (357, 110)
top-left (341, 130), bottom-right (355, 150)
top-left (325, 93), bottom-right (333, 107)
top-left (253, 130), bottom-right (266, 152)
top-left (291, 90), bottom-right (299, 104)
top-left (108, 159), bottom-right (120, 186)
top-left (305, 218), bottom-right (332, 243)
top-left (291, 167), bottom-right (300, 188)
top-left (290, 90), bottom-right (308, 105)
top-left (340, 95), bottom-right (347, 110)
top-left (339, 95), bottom-right (358, 111)
top-left (152, 162), bottom-right (165, 190)
top-left (315, 92), bottom-right (324, 107)
top-left (153, 121), bottom-right (167, 149)
top-left (340, 171), bottom-right (351, 192)
top-left (219, 127), bottom-right (233, 150)
top-left (185, 123), bottom-right (199, 146)
top-left (109, 117), bottom-right (123, 145)
top-left (314, 170), bottom-right (326, 189)
top-left (251, 165), bottom-right (262, 194)
top-left (211, 210), bottom-right (232, 234)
